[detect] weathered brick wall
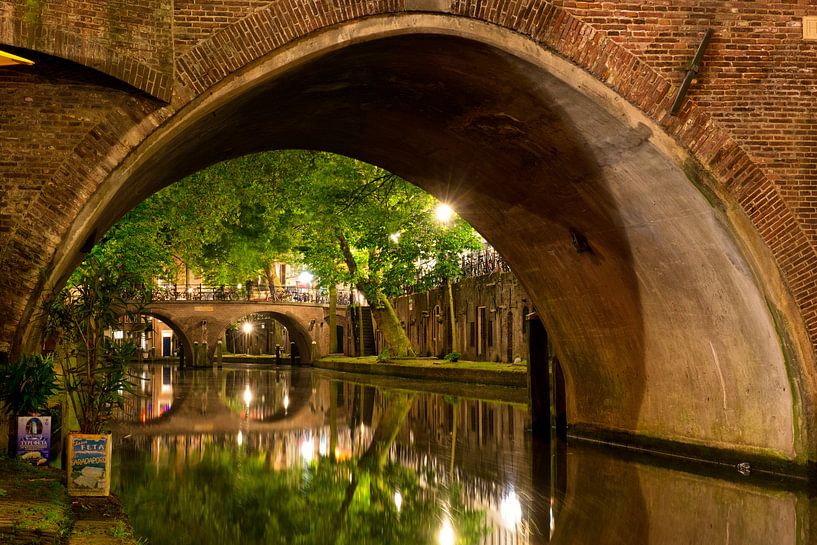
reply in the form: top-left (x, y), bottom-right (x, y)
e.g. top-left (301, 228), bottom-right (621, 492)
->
top-left (390, 272), bottom-right (530, 362)
top-left (551, 1), bottom-right (817, 246)
top-left (0, 0), bottom-right (174, 99)
top-left (0, 53), bottom-right (162, 349)
top-left (173, 0), bottom-right (272, 56)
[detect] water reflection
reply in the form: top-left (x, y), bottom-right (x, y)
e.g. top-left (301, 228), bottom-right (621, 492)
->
top-left (115, 365), bottom-right (811, 545)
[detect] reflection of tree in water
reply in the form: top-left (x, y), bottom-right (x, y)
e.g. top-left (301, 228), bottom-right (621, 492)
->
top-left (118, 392), bottom-right (487, 545)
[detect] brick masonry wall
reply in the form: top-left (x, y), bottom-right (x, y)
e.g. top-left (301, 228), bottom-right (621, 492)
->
top-left (0, 53), bottom-right (162, 349)
top-left (550, 1), bottom-right (817, 249)
top-left (1, 0), bottom-right (817, 355)
top-left (390, 272), bottom-right (530, 362)
top-left (0, 0), bottom-right (174, 100)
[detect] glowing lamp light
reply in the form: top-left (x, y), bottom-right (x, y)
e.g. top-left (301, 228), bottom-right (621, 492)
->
top-left (435, 203), bottom-right (454, 224)
top-left (242, 322), bottom-right (253, 334)
top-left (297, 270), bottom-right (314, 284)
top-left (393, 491), bottom-right (403, 512)
top-left (237, 430), bottom-right (244, 447)
top-left (283, 393), bottom-right (290, 411)
top-left (300, 437), bottom-right (315, 464)
top-left (113, 330), bottom-right (124, 340)
top-left (437, 519), bottom-right (455, 545)
top-left (500, 490), bottom-right (523, 529)
top-left (243, 384), bottom-right (253, 407)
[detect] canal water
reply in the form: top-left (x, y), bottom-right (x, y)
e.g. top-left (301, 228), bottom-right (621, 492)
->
top-left (113, 365), bottom-right (808, 545)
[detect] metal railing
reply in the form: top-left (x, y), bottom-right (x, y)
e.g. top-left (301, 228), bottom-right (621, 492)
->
top-left (402, 248), bottom-right (512, 294)
top-left (147, 284), bottom-right (352, 305)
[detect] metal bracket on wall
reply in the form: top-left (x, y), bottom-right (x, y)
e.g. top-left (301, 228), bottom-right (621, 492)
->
top-left (670, 28), bottom-right (714, 116)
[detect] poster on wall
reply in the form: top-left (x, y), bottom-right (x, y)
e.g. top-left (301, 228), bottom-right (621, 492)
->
top-left (16, 416), bottom-right (51, 466)
top-left (67, 434), bottom-right (112, 496)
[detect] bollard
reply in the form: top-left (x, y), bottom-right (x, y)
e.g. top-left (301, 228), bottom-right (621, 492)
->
top-left (275, 344), bottom-right (281, 365)
top-left (193, 342), bottom-right (199, 367)
top-left (216, 340), bottom-right (223, 368)
top-left (290, 341), bottom-right (296, 365)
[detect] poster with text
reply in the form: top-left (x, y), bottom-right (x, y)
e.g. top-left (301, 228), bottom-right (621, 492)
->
top-left (67, 434), bottom-right (112, 496)
top-left (17, 416), bottom-right (51, 466)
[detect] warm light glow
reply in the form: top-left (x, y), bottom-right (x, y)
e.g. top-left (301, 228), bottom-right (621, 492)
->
top-left (283, 393), bottom-right (290, 411)
top-left (113, 330), bottom-right (124, 340)
top-left (242, 322), bottom-right (253, 334)
top-left (237, 283), bottom-right (242, 290)
top-left (500, 490), bottom-right (523, 529)
top-left (237, 430), bottom-right (244, 446)
top-left (297, 270), bottom-right (314, 284)
top-left (435, 203), bottom-right (454, 223)
top-left (394, 491), bottom-right (403, 512)
top-left (437, 519), bottom-right (455, 545)
top-left (0, 50), bottom-right (34, 66)
top-left (243, 384), bottom-right (253, 406)
top-left (389, 232), bottom-right (401, 243)
top-left (300, 437), bottom-right (314, 464)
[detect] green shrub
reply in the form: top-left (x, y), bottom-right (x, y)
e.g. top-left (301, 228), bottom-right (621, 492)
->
top-left (0, 354), bottom-right (58, 416)
top-left (443, 351), bottom-right (460, 362)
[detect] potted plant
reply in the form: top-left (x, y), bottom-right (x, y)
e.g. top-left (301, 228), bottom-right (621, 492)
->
top-left (0, 353), bottom-right (58, 464)
top-left (44, 256), bottom-right (148, 496)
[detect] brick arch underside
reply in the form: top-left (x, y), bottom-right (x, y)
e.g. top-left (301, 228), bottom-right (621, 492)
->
top-left (2, 7), bottom-right (816, 465)
top-left (141, 312), bottom-right (194, 363)
top-left (210, 311), bottom-right (315, 365)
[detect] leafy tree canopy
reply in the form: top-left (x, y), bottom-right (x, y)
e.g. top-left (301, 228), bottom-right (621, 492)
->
top-left (91, 150), bottom-right (483, 355)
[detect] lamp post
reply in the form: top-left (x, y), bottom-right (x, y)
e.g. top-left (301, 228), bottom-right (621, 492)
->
top-left (242, 321), bottom-right (253, 355)
top-left (435, 202), bottom-right (458, 354)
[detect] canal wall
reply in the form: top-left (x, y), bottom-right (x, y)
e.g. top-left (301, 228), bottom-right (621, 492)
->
top-left (387, 271), bottom-right (530, 363)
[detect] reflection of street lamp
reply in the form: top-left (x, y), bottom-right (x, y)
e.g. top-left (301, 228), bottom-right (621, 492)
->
top-left (393, 490), bottom-right (403, 512)
top-left (242, 321), bottom-right (253, 354)
top-left (437, 519), bottom-right (455, 545)
top-left (243, 383), bottom-right (253, 408)
top-left (500, 490), bottom-right (523, 529)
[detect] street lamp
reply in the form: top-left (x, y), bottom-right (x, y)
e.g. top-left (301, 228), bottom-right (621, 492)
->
top-left (242, 321), bottom-right (253, 354)
top-left (435, 203), bottom-right (454, 224)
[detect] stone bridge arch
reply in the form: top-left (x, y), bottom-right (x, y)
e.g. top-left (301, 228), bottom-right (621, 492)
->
top-left (139, 310), bottom-right (194, 362)
top-left (2, 3), bottom-right (817, 469)
top-left (142, 302), bottom-right (340, 364)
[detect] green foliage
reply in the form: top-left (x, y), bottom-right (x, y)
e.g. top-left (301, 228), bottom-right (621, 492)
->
top-left (443, 352), bottom-right (461, 363)
top-left (0, 354), bottom-right (58, 416)
top-left (376, 347), bottom-right (391, 362)
top-left (44, 256), bottom-right (148, 434)
top-left (101, 150), bottom-right (482, 355)
top-left (119, 444), bottom-right (486, 545)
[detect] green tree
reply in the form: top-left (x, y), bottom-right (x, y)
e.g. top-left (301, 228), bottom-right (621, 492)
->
top-left (98, 150), bottom-right (482, 357)
top-left (44, 257), bottom-right (149, 433)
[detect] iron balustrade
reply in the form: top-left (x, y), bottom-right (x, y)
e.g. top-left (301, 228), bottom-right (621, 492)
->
top-left (401, 248), bottom-right (511, 294)
top-left (144, 284), bottom-right (352, 305)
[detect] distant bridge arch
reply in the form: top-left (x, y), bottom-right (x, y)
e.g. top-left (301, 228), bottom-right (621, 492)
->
top-left (141, 301), bottom-right (348, 364)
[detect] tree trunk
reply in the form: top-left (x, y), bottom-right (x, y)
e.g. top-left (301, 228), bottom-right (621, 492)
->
top-left (337, 232), bottom-right (414, 358)
top-left (263, 261), bottom-right (283, 301)
top-left (446, 278), bottom-right (457, 354)
top-left (329, 285), bottom-right (338, 353)
top-left (368, 290), bottom-right (414, 358)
